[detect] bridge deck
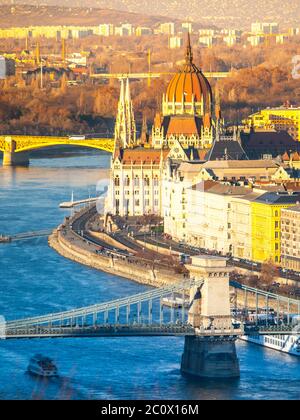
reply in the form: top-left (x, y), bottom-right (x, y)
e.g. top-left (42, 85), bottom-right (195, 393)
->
top-left (4, 324), bottom-right (197, 339)
top-left (0, 135), bottom-right (115, 153)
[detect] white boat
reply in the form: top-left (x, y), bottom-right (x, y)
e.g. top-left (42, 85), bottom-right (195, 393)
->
top-left (162, 293), bottom-right (189, 309)
top-left (27, 354), bottom-right (58, 377)
top-left (240, 334), bottom-right (300, 357)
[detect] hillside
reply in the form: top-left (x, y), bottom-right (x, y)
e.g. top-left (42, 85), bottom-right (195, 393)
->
top-left (0, 4), bottom-right (168, 28)
top-left (1, 1), bottom-right (299, 29)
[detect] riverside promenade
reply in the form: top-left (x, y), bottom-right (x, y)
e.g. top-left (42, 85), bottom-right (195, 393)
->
top-left (49, 206), bottom-right (186, 288)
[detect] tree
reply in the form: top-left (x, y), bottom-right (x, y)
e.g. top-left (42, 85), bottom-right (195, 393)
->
top-left (260, 260), bottom-right (279, 287)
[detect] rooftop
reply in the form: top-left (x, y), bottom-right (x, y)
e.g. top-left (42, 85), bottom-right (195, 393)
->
top-left (202, 159), bottom-right (282, 169)
top-left (254, 191), bottom-right (300, 205)
top-left (191, 181), bottom-right (250, 196)
top-left (282, 205), bottom-right (300, 213)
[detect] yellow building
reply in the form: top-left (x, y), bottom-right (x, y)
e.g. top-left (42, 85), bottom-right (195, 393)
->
top-left (251, 192), bottom-right (300, 264)
top-left (245, 107), bottom-right (300, 142)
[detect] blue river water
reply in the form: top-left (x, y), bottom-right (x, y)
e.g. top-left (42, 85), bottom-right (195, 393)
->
top-left (0, 150), bottom-right (299, 400)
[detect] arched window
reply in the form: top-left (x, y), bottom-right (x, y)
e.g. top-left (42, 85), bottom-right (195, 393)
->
top-left (115, 199), bottom-right (120, 215)
top-left (114, 176), bottom-right (120, 187)
top-left (144, 175), bottom-right (150, 187)
top-left (125, 176), bottom-right (130, 187)
top-left (154, 176), bottom-right (159, 187)
top-left (134, 176), bottom-right (140, 187)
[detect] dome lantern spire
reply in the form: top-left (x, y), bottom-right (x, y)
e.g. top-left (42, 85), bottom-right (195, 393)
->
top-left (185, 32), bottom-right (193, 65)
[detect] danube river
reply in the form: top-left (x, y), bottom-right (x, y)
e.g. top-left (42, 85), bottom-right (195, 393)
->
top-left (0, 151), bottom-right (299, 400)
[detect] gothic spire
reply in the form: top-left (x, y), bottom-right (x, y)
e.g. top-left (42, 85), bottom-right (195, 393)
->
top-left (114, 78), bottom-right (136, 149)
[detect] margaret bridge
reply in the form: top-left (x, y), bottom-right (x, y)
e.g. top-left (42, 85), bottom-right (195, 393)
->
top-left (0, 135), bottom-right (115, 166)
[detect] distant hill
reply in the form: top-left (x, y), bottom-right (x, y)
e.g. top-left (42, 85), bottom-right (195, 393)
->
top-left (1, 1), bottom-right (299, 29)
top-left (0, 4), bottom-right (169, 28)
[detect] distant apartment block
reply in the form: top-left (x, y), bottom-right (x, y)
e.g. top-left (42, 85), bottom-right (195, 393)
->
top-left (281, 206), bottom-right (300, 272)
top-left (169, 36), bottom-right (183, 49)
top-left (182, 22), bottom-right (193, 33)
top-left (115, 23), bottom-right (134, 36)
top-left (199, 29), bottom-right (215, 36)
top-left (247, 35), bottom-right (265, 46)
top-left (0, 56), bottom-right (15, 79)
top-left (99, 24), bottom-right (114, 37)
top-left (276, 34), bottom-right (289, 44)
top-left (0, 26), bottom-right (97, 39)
top-left (135, 26), bottom-right (152, 36)
top-left (199, 35), bottom-right (218, 47)
top-left (223, 35), bottom-right (240, 47)
top-left (288, 28), bottom-right (300, 36)
top-left (159, 22), bottom-right (175, 36)
top-left (251, 22), bottom-right (279, 35)
top-left (226, 29), bottom-right (242, 36)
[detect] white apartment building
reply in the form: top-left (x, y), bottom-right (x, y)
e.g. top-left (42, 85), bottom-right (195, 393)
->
top-left (186, 183), bottom-right (251, 255)
top-left (199, 36), bottom-right (218, 48)
top-left (199, 29), bottom-right (215, 36)
top-left (281, 206), bottom-right (300, 272)
top-left (169, 36), bottom-right (183, 49)
top-left (251, 22), bottom-right (279, 35)
top-left (182, 22), bottom-right (193, 33)
top-left (162, 161), bottom-right (204, 240)
top-left (159, 22), bottom-right (175, 36)
top-left (99, 24), bottom-right (114, 37)
top-left (247, 35), bottom-right (265, 46)
top-left (115, 24), bottom-right (134, 36)
top-left (230, 192), bottom-right (263, 260)
top-left (223, 35), bottom-right (240, 47)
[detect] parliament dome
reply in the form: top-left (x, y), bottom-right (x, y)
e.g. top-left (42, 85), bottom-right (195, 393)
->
top-left (164, 34), bottom-right (212, 116)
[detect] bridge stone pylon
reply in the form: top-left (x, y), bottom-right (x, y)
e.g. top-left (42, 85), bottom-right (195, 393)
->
top-left (181, 255), bottom-right (240, 379)
top-left (2, 137), bottom-right (29, 166)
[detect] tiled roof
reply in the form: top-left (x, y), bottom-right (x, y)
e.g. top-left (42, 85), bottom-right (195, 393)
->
top-left (283, 205), bottom-right (300, 213)
top-left (166, 117), bottom-right (200, 136)
top-left (241, 130), bottom-right (300, 159)
top-left (254, 192), bottom-right (300, 205)
top-left (121, 147), bottom-right (169, 164)
top-left (161, 115), bottom-right (203, 137)
top-left (207, 139), bottom-right (248, 161)
top-left (202, 159), bottom-right (282, 169)
top-left (191, 181), bottom-right (250, 196)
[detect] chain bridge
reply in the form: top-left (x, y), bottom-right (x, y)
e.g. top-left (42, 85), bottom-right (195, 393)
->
top-left (2, 255), bottom-right (299, 378)
top-left (3, 279), bottom-right (299, 340)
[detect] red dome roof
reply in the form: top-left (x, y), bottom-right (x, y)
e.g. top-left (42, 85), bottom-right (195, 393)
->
top-left (166, 35), bottom-right (212, 113)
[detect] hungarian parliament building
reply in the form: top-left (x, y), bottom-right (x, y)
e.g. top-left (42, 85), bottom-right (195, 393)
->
top-left (104, 36), bottom-right (290, 218)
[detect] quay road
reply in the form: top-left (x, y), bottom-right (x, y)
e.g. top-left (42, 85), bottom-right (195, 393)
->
top-left (65, 207), bottom-right (300, 286)
top-left (133, 232), bottom-right (300, 285)
top-left (4, 204), bottom-right (299, 285)
top-left (69, 207), bottom-right (130, 256)
top-left (65, 207), bottom-right (181, 272)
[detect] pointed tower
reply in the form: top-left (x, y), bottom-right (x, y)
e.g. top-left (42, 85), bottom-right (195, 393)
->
top-left (114, 78), bottom-right (136, 149)
top-left (114, 79), bottom-right (126, 147)
top-left (125, 78), bottom-right (136, 147)
top-left (140, 114), bottom-right (149, 145)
